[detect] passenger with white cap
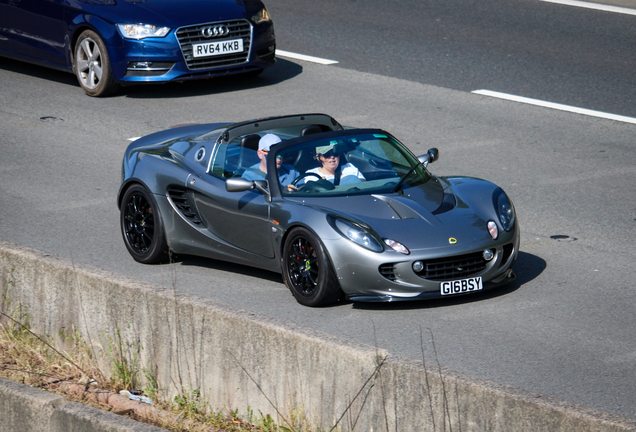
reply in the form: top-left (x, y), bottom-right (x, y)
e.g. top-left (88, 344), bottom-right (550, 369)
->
top-left (242, 133), bottom-right (300, 191)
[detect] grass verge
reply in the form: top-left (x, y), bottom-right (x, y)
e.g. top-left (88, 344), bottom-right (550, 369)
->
top-left (0, 307), bottom-right (317, 432)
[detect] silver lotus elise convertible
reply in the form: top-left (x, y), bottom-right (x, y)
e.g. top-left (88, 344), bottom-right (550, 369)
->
top-left (118, 114), bottom-right (519, 306)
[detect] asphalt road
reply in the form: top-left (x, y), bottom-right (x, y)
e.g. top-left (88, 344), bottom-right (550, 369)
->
top-left (1, 0), bottom-right (636, 422)
top-left (271, 0), bottom-right (636, 118)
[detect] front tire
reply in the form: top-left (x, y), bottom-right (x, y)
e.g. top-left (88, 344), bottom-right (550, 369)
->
top-left (120, 185), bottom-right (169, 264)
top-left (74, 30), bottom-right (118, 97)
top-left (282, 227), bottom-right (342, 307)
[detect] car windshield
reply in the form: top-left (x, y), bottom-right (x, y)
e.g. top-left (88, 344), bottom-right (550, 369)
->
top-left (275, 132), bottom-right (430, 197)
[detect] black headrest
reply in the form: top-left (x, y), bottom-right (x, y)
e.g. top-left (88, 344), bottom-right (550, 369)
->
top-left (301, 125), bottom-right (323, 136)
top-left (241, 134), bottom-right (261, 151)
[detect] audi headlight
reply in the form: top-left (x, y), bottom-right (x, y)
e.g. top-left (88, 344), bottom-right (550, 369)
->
top-left (251, 7), bottom-right (272, 24)
top-left (493, 189), bottom-right (516, 232)
top-left (331, 217), bottom-right (383, 252)
top-left (117, 23), bottom-right (171, 39)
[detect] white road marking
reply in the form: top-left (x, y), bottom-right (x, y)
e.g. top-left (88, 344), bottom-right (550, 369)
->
top-left (472, 90), bottom-right (636, 125)
top-left (276, 49), bottom-right (339, 65)
top-left (540, 0), bottom-right (636, 16)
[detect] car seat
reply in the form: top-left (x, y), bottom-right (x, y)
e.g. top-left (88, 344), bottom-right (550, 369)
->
top-left (293, 125), bottom-right (324, 174)
top-left (237, 134), bottom-right (261, 174)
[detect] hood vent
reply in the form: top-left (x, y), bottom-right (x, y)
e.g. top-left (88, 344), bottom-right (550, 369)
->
top-left (372, 195), bottom-right (425, 220)
top-left (432, 192), bottom-right (457, 215)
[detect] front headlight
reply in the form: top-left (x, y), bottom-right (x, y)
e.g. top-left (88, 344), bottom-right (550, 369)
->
top-left (117, 23), bottom-right (171, 40)
top-left (332, 217), bottom-right (383, 252)
top-left (251, 7), bottom-right (272, 24)
top-left (493, 189), bottom-right (516, 232)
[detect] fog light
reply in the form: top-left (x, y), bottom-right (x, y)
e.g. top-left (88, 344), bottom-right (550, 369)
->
top-left (483, 249), bottom-right (494, 261)
top-left (130, 61), bottom-right (152, 69)
top-left (413, 261), bottom-right (424, 272)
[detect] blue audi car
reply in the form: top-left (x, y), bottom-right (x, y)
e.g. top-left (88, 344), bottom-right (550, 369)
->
top-left (0, 0), bottom-right (276, 96)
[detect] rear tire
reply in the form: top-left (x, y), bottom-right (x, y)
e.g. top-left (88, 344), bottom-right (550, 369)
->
top-left (282, 227), bottom-right (342, 307)
top-left (74, 30), bottom-right (118, 97)
top-left (120, 184), bottom-right (169, 264)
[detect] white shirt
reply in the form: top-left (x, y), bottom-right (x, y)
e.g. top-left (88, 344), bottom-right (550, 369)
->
top-left (304, 163), bottom-right (365, 184)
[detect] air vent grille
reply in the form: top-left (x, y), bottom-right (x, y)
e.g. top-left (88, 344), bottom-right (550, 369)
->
top-left (415, 252), bottom-right (486, 281)
top-left (167, 187), bottom-right (203, 226)
top-left (379, 263), bottom-right (398, 281)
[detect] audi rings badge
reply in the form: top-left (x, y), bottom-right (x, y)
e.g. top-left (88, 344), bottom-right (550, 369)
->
top-left (202, 25), bottom-right (230, 38)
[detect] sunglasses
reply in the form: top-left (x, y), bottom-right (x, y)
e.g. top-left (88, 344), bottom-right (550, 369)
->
top-left (261, 149), bottom-right (282, 159)
top-left (321, 151), bottom-right (340, 158)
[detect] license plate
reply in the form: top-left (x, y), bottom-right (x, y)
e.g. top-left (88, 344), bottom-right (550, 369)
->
top-left (192, 38), bottom-right (244, 58)
top-left (440, 277), bottom-right (483, 296)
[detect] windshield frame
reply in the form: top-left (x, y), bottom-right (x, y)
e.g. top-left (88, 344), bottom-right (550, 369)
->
top-left (268, 129), bottom-right (431, 199)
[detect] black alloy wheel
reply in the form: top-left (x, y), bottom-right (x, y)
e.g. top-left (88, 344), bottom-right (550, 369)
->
top-left (282, 227), bottom-right (342, 307)
top-left (120, 184), bottom-right (169, 264)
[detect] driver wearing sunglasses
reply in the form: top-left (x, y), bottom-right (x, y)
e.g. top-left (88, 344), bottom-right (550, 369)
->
top-left (303, 142), bottom-right (365, 185)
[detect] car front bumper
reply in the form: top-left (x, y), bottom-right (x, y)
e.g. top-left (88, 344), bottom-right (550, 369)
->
top-left (107, 20), bottom-right (275, 84)
top-left (326, 223), bottom-right (521, 302)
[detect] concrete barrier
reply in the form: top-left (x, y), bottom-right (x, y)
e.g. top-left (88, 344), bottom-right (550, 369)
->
top-left (0, 377), bottom-right (166, 432)
top-left (1, 240), bottom-right (635, 432)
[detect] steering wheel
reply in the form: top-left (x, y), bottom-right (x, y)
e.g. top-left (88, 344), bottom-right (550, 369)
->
top-left (292, 172), bottom-right (323, 186)
top-left (292, 172), bottom-right (335, 192)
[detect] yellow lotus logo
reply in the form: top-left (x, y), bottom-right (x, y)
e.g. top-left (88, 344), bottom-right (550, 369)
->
top-left (449, 238), bottom-right (457, 244)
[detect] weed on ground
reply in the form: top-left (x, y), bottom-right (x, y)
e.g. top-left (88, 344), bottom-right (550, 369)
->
top-left (0, 309), bottom-right (314, 432)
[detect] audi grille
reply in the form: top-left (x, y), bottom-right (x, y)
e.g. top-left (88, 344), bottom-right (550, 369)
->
top-left (176, 20), bottom-right (252, 70)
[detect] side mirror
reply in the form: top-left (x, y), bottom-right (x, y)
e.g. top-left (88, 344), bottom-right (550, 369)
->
top-left (428, 148), bottom-right (439, 163)
top-left (417, 148), bottom-right (439, 167)
top-left (226, 178), bottom-right (271, 201)
top-left (226, 177), bottom-right (254, 192)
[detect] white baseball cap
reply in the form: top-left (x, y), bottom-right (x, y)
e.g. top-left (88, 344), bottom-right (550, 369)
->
top-left (258, 133), bottom-right (282, 151)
